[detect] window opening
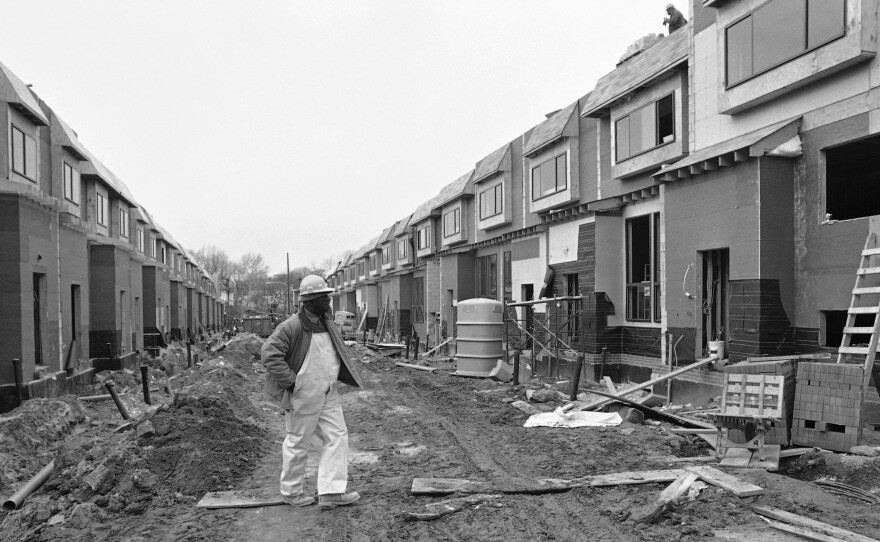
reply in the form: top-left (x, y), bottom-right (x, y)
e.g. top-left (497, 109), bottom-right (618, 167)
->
top-left (826, 135), bottom-right (880, 221)
top-left (476, 254), bottom-right (498, 300)
top-left (480, 184), bottom-right (504, 219)
top-left (615, 94), bottom-right (675, 162)
top-left (443, 208), bottom-right (461, 237)
top-left (626, 213), bottom-right (661, 322)
top-left (531, 153), bottom-right (567, 201)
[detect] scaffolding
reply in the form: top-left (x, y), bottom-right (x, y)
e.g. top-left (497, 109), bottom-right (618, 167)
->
top-left (503, 295), bottom-right (590, 386)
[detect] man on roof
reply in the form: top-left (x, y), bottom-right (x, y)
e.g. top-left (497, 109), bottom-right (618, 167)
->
top-left (664, 3), bottom-right (687, 33)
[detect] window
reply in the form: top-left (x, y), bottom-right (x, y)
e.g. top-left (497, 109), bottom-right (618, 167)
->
top-left (382, 245), bottom-right (390, 265)
top-left (503, 251), bottom-right (512, 300)
top-left (63, 162), bottom-right (80, 204)
top-left (626, 213), bottom-right (660, 322)
top-left (826, 135), bottom-right (880, 221)
top-left (137, 228), bottom-right (144, 253)
top-left (531, 153), bottom-right (567, 201)
top-left (417, 224), bottom-right (431, 250)
top-left (412, 277), bottom-right (425, 323)
top-left (96, 193), bottom-right (108, 226)
top-left (11, 125), bottom-right (37, 181)
top-left (479, 184), bottom-right (503, 219)
top-left (369, 253), bottom-right (377, 271)
top-left (476, 254), bottom-right (498, 300)
top-left (161, 244), bottom-right (167, 264)
top-left (615, 94), bottom-right (675, 162)
top-left (398, 238), bottom-right (409, 261)
top-left (443, 207), bottom-right (461, 237)
top-left (119, 208), bottom-right (129, 238)
top-left (151, 237), bottom-right (157, 259)
top-left (358, 261), bottom-right (365, 277)
top-left (726, 0), bottom-right (845, 87)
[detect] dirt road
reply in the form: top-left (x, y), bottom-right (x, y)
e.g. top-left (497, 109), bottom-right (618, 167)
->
top-left (4, 338), bottom-right (880, 541)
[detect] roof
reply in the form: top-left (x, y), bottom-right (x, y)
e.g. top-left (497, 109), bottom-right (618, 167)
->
top-left (352, 235), bottom-right (381, 259)
top-left (473, 143), bottom-right (511, 183)
top-left (80, 148), bottom-right (138, 206)
top-left (523, 102), bottom-right (578, 157)
top-left (432, 170), bottom-right (474, 210)
top-left (377, 225), bottom-right (395, 245)
top-left (53, 114), bottom-right (89, 161)
top-left (392, 214), bottom-right (413, 237)
top-left (0, 61), bottom-right (48, 125)
top-left (581, 30), bottom-right (688, 118)
top-left (654, 118), bottom-right (802, 181)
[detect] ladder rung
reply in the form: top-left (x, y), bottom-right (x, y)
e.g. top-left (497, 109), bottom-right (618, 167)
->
top-left (853, 287), bottom-right (880, 295)
top-left (844, 327), bottom-right (875, 334)
top-left (839, 346), bottom-right (875, 355)
top-left (849, 307), bottom-right (880, 314)
top-left (863, 247), bottom-right (880, 256)
top-left (857, 267), bottom-right (880, 275)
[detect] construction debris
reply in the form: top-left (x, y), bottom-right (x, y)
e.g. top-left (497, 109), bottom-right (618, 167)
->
top-left (629, 471), bottom-right (699, 524)
top-left (395, 362), bottom-right (437, 372)
top-left (523, 409), bottom-right (622, 429)
top-left (404, 493), bottom-right (503, 521)
top-left (754, 506), bottom-right (878, 542)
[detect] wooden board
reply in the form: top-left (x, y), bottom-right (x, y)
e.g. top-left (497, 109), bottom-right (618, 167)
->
top-left (395, 362), bottom-right (436, 372)
top-left (603, 377), bottom-right (617, 394)
top-left (719, 447), bottom-right (753, 467)
top-left (575, 359), bottom-right (713, 413)
top-left (404, 493), bottom-right (502, 521)
top-left (576, 469), bottom-right (686, 487)
top-left (760, 516), bottom-right (848, 542)
top-left (410, 477), bottom-right (570, 495)
top-left (753, 506), bottom-right (877, 542)
top-left (196, 489), bottom-right (286, 509)
top-left (630, 472), bottom-right (700, 523)
top-left (686, 466), bottom-right (764, 497)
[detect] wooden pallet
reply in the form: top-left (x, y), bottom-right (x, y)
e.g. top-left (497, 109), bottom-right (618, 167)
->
top-left (720, 374), bottom-right (784, 418)
top-left (711, 374), bottom-right (785, 470)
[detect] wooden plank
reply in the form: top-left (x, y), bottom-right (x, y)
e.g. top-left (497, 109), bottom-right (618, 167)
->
top-left (839, 347), bottom-right (872, 355)
top-left (578, 469), bottom-right (686, 487)
top-left (603, 376), bottom-right (617, 394)
top-left (395, 362), bottom-right (437, 372)
top-left (760, 516), bottom-right (848, 542)
top-left (410, 477), bottom-right (570, 495)
top-left (575, 359), bottom-right (713, 413)
top-left (719, 447), bottom-right (753, 467)
top-left (848, 306), bottom-right (880, 314)
top-left (568, 388), bottom-right (713, 428)
top-left (843, 327), bottom-right (874, 334)
top-left (670, 428), bottom-right (717, 434)
top-left (196, 489), bottom-right (285, 509)
top-left (862, 247), bottom-right (880, 257)
top-left (778, 447), bottom-right (816, 458)
top-left (630, 472), bottom-right (700, 523)
top-left (857, 267), bottom-right (880, 276)
top-left (853, 287), bottom-right (880, 295)
top-left (753, 506), bottom-right (877, 542)
top-left (686, 466), bottom-right (764, 497)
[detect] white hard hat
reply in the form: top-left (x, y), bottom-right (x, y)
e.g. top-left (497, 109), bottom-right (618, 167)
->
top-left (666, 3), bottom-right (675, 9)
top-left (299, 274), bottom-right (334, 300)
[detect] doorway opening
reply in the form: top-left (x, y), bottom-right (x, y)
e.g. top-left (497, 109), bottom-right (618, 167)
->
top-left (700, 249), bottom-right (729, 357)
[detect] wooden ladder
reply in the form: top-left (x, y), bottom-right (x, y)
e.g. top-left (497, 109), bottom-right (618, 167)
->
top-left (375, 296), bottom-right (390, 341)
top-left (837, 233), bottom-right (880, 393)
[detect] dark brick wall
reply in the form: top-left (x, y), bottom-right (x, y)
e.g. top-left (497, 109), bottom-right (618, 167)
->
top-left (89, 329), bottom-right (121, 359)
top-left (728, 279), bottom-right (795, 362)
top-left (621, 326), bottom-right (663, 358)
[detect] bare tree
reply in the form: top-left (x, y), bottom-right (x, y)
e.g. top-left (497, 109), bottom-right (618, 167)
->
top-left (236, 252), bottom-right (271, 313)
top-left (192, 245), bottom-right (239, 277)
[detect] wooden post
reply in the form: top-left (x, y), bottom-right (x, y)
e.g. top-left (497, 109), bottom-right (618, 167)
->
top-left (139, 365), bottom-right (151, 405)
top-left (570, 355), bottom-right (583, 401)
top-left (104, 382), bottom-right (130, 421)
top-left (666, 333), bottom-right (674, 404)
top-left (599, 347), bottom-right (608, 380)
top-left (187, 341), bottom-right (192, 368)
top-left (513, 351), bottom-right (521, 386)
top-left (405, 337), bottom-right (411, 360)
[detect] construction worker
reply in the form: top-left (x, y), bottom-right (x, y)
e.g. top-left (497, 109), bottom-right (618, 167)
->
top-left (261, 274), bottom-right (365, 508)
top-left (663, 3), bottom-right (687, 33)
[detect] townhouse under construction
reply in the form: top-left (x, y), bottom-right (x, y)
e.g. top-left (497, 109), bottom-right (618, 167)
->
top-left (0, 62), bottom-right (232, 412)
top-left (327, 0), bottom-right (880, 404)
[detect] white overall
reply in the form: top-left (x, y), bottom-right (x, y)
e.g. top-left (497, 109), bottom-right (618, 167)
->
top-left (279, 332), bottom-right (349, 497)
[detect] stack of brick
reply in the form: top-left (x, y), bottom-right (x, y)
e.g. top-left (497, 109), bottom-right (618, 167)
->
top-left (723, 359), bottom-right (797, 445)
top-left (792, 362), bottom-right (864, 452)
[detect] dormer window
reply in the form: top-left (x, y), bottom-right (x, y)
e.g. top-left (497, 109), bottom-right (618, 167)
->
top-left (11, 125), bottom-right (37, 181)
top-left (96, 193), bottom-right (108, 226)
top-left (725, 0), bottom-right (845, 87)
top-left (137, 228), bottom-right (145, 253)
top-left (119, 208), bottom-right (129, 239)
top-left (63, 162), bottom-right (80, 204)
top-left (398, 239), bottom-right (409, 261)
top-left (382, 245), bottom-right (390, 265)
top-left (531, 153), bottom-right (567, 201)
top-left (443, 208), bottom-right (460, 237)
top-left (417, 225), bottom-right (431, 250)
top-left (479, 184), bottom-right (503, 219)
top-left (615, 94), bottom-right (674, 162)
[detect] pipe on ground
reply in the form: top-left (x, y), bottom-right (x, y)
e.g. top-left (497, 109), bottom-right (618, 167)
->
top-left (2, 460), bottom-right (54, 511)
top-left (104, 382), bottom-right (130, 420)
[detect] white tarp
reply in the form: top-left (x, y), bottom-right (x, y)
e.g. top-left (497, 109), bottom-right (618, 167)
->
top-left (524, 409), bottom-right (622, 429)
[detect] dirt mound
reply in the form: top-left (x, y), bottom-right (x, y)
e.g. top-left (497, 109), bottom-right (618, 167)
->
top-left (219, 334), bottom-right (264, 368)
top-left (0, 368), bottom-right (270, 541)
top-left (0, 397), bottom-right (89, 497)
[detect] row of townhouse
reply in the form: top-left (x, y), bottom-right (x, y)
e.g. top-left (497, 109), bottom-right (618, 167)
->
top-left (327, 0), bottom-right (880, 398)
top-left (0, 60), bottom-right (231, 411)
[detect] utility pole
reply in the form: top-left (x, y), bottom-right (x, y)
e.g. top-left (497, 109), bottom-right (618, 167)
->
top-left (286, 252), bottom-right (291, 316)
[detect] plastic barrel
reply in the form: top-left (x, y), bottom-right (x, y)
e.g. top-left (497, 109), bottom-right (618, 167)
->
top-left (455, 298), bottom-right (504, 377)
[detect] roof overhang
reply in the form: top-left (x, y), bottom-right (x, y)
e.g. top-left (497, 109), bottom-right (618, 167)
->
top-left (0, 62), bottom-right (49, 126)
top-left (587, 186), bottom-right (660, 213)
top-left (654, 118), bottom-right (802, 182)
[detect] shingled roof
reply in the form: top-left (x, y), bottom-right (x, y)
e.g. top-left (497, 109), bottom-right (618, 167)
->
top-left (523, 102), bottom-right (579, 157)
top-left (432, 170), bottom-right (474, 210)
top-left (473, 143), bottom-right (511, 183)
top-left (581, 30), bottom-right (688, 118)
top-left (0, 61), bottom-right (48, 125)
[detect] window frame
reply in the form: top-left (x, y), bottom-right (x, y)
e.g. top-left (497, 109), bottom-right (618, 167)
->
top-left (369, 253), bottom-right (377, 272)
top-left (382, 245), bottom-right (390, 265)
top-left (479, 183), bottom-right (504, 220)
top-left (615, 93), bottom-right (676, 163)
top-left (11, 124), bottom-right (37, 181)
top-left (63, 162), bottom-right (80, 204)
top-left (476, 254), bottom-right (498, 300)
top-left (531, 152), bottom-right (567, 201)
top-left (119, 207), bottom-right (129, 239)
top-left (724, 0), bottom-right (847, 89)
top-left (136, 228), bottom-right (145, 253)
top-left (398, 238), bottom-right (409, 261)
top-left (417, 224), bottom-right (431, 250)
top-left (625, 213), bottom-right (661, 323)
top-left (96, 193), bottom-right (108, 226)
top-left (443, 207), bottom-right (461, 237)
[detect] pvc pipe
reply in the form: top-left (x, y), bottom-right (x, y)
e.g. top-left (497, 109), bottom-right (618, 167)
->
top-left (2, 460), bottom-right (54, 511)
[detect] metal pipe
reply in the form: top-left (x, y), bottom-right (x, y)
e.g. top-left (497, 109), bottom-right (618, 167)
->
top-left (12, 358), bottom-right (24, 406)
top-left (599, 347), bottom-right (608, 380)
top-left (570, 355), bottom-right (584, 401)
top-left (139, 365), bottom-right (151, 405)
top-left (2, 460), bottom-right (54, 511)
top-left (104, 382), bottom-right (130, 420)
top-left (513, 350), bottom-right (521, 386)
top-left (506, 295), bottom-right (588, 308)
top-left (187, 341), bottom-right (192, 368)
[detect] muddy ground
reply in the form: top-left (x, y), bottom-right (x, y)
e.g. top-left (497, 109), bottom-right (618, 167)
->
top-left (2, 336), bottom-right (880, 541)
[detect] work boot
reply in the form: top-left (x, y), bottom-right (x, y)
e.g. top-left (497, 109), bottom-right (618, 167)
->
top-left (280, 493), bottom-right (315, 507)
top-left (318, 491), bottom-right (360, 509)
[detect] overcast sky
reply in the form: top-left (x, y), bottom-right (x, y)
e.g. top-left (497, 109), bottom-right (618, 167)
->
top-left (2, 1), bottom-right (690, 274)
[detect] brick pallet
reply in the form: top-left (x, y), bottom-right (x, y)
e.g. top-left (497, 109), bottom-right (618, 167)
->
top-left (723, 359), bottom-right (797, 445)
top-left (791, 362), bottom-right (864, 452)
